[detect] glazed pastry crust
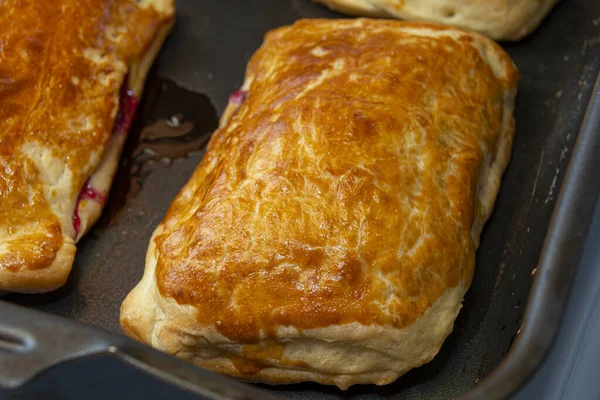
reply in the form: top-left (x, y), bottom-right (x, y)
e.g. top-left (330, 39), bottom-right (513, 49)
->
top-left (0, 0), bottom-right (174, 293)
top-left (121, 19), bottom-right (518, 389)
top-left (315, 0), bottom-right (559, 41)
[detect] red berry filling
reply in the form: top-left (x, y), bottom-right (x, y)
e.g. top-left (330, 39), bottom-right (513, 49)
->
top-left (81, 182), bottom-right (107, 203)
top-left (73, 78), bottom-right (138, 238)
top-left (73, 180), bottom-right (108, 238)
top-left (229, 90), bottom-right (247, 105)
top-left (113, 81), bottom-right (139, 135)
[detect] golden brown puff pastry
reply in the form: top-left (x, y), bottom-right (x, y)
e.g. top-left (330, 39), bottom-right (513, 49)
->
top-left (314, 0), bottom-right (559, 41)
top-left (121, 19), bottom-right (519, 389)
top-left (0, 0), bottom-right (174, 293)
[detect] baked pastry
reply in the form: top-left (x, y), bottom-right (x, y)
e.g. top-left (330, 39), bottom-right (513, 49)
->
top-left (314, 0), bottom-right (559, 40)
top-left (0, 0), bottom-right (174, 293)
top-left (121, 19), bottom-right (518, 388)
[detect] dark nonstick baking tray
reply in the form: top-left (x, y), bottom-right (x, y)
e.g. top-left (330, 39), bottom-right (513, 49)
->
top-left (2, 1), bottom-right (600, 399)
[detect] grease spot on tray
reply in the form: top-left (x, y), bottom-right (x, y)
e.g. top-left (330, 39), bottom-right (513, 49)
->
top-left (97, 78), bottom-right (219, 228)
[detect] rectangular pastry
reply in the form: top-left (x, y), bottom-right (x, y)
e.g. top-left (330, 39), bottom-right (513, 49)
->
top-left (315, 0), bottom-right (559, 40)
top-left (0, 0), bottom-right (174, 293)
top-left (121, 19), bottom-right (519, 389)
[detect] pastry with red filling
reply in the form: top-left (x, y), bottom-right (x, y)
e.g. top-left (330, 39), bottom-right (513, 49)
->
top-left (0, 0), bottom-right (174, 293)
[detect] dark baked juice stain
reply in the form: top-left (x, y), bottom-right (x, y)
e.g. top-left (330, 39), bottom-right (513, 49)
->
top-left (97, 77), bottom-right (218, 228)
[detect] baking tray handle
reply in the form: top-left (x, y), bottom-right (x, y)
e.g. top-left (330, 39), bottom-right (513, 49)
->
top-left (0, 301), bottom-right (279, 400)
top-left (0, 300), bottom-right (110, 388)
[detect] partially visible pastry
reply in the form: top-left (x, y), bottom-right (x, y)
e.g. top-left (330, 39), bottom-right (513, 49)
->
top-left (0, 0), bottom-right (174, 293)
top-left (315, 0), bottom-right (559, 40)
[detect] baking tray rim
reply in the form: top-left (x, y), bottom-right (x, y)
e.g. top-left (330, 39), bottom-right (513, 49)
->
top-left (456, 72), bottom-right (600, 400)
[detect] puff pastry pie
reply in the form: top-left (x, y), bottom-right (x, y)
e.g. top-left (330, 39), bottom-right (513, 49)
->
top-left (121, 19), bottom-right (519, 388)
top-left (0, 0), bottom-right (174, 293)
top-left (315, 0), bottom-right (559, 40)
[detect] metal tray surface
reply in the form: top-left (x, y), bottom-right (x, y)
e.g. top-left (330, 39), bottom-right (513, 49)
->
top-left (2, 0), bottom-right (600, 399)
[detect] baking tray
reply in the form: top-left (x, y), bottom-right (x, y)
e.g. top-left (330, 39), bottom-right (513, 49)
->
top-left (1, 0), bottom-right (600, 399)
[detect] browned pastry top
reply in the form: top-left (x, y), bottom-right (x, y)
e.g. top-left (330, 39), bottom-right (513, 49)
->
top-left (0, 0), bottom-right (167, 273)
top-left (154, 19), bottom-right (518, 341)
